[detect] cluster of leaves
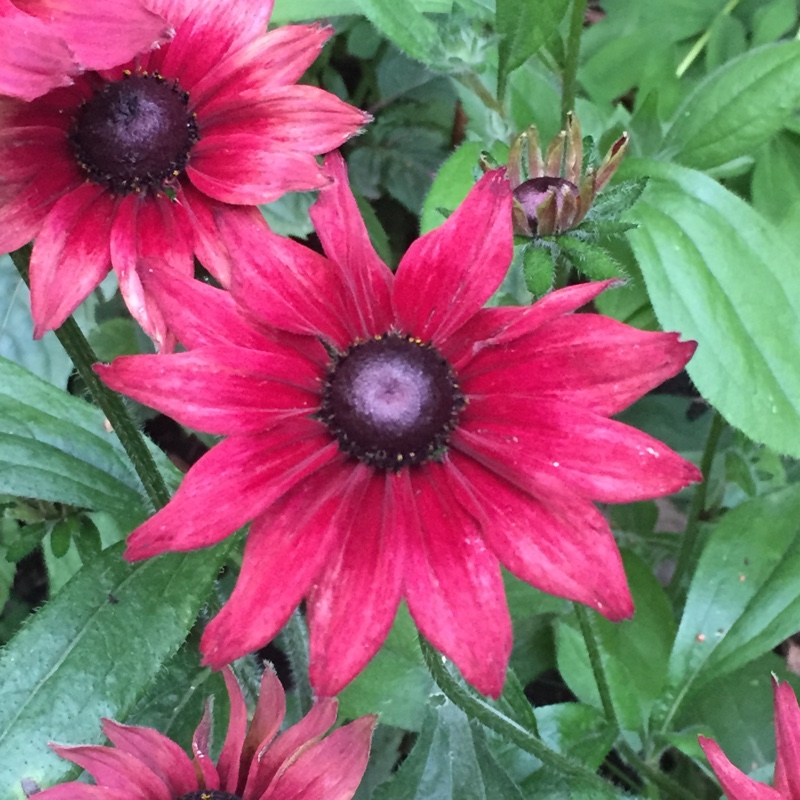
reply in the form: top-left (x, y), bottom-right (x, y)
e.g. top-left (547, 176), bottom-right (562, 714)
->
top-left (3, 0), bottom-right (800, 798)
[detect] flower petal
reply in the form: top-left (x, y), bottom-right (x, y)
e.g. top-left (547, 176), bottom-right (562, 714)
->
top-left (393, 168), bottom-right (513, 346)
top-left (101, 719), bottom-right (197, 798)
top-left (30, 184), bottom-right (115, 337)
top-left (192, 703), bottom-right (220, 790)
top-left (699, 736), bottom-right (782, 800)
top-left (222, 209), bottom-right (376, 348)
top-left (441, 280), bottom-right (615, 368)
top-left (201, 461), bottom-right (358, 669)
top-left (244, 697), bottom-right (337, 799)
top-left (110, 194), bottom-right (193, 348)
top-left (446, 451), bottom-right (634, 620)
top-left (123, 423), bottom-right (338, 560)
top-left (48, 743), bottom-right (170, 800)
top-left (457, 396), bottom-right (701, 503)
top-left (32, 786), bottom-right (129, 800)
top-left (460, 314), bottom-right (697, 416)
top-left (263, 717), bottom-right (375, 800)
top-left (308, 151), bottom-right (393, 339)
top-left (773, 680), bottom-right (800, 798)
top-left (188, 136), bottom-right (329, 203)
top-left (401, 465), bottom-right (511, 697)
top-left (241, 666), bottom-right (286, 772)
top-left (217, 667), bottom-right (248, 794)
top-left (96, 345), bottom-right (321, 435)
top-left (308, 468), bottom-right (405, 696)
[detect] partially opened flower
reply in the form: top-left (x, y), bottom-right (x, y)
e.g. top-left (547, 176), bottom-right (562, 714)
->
top-left (98, 153), bottom-right (700, 697)
top-left (0, 0), bottom-right (369, 349)
top-left (0, 0), bottom-right (169, 101)
top-left (699, 680), bottom-right (800, 799)
top-left (34, 666), bottom-right (375, 800)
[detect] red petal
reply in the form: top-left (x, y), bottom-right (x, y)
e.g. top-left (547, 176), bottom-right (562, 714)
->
top-left (191, 704), bottom-right (220, 790)
top-left (191, 24), bottom-right (333, 111)
top-left (200, 461), bottom-right (357, 669)
top-left (188, 136), bottom-right (329, 203)
top-left (401, 466), bottom-right (511, 697)
top-left (24, 0), bottom-right (171, 72)
top-left (30, 184), bottom-right (115, 337)
top-left (461, 314), bottom-right (696, 416)
top-left (0, 2), bottom-right (74, 100)
top-left (123, 423), bottom-right (338, 560)
top-left (308, 469), bottom-right (405, 696)
top-left (155, 0), bottom-right (274, 92)
top-left (217, 668), bottom-right (247, 794)
top-left (31, 786), bottom-right (129, 800)
top-left (446, 452), bottom-right (634, 620)
top-left (442, 281), bottom-right (615, 368)
top-left (263, 717), bottom-right (375, 800)
top-left (101, 720), bottom-right (197, 798)
top-left (244, 697), bottom-right (337, 799)
top-left (240, 667), bottom-right (286, 779)
top-left (699, 736), bottom-right (782, 800)
top-left (457, 396), bottom-right (701, 503)
top-left (309, 151), bottom-right (393, 338)
top-left (393, 169), bottom-right (513, 347)
top-left (110, 194), bottom-right (193, 351)
top-left (142, 268), bottom-right (275, 350)
top-left (96, 345), bottom-right (321, 435)
top-left (774, 681), bottom-right (800, 797)
top-left (48, 743), bottom-right (170, 800)
top-left (221, 210), bottom-right (376, 348)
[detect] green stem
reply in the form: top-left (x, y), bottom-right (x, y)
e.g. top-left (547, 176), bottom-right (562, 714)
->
top-left (11, 246), bottom-right (172, 511)
top-left (617, 742), bottom-right (699, 800)
top-left (276, 609), bottom-right (313, 716)
top-left (669, 410), bottom-right (725, 603)
top-left (561, 0), bottom-right (587, 127)
top-left (419, 636), bottom-right (616, 793)
top-left (455, 71), bottom-right (506, 120)
top-left (574, 604), bottom-right (619, 728)
top-left (675, 0), bottom-right (743, 77)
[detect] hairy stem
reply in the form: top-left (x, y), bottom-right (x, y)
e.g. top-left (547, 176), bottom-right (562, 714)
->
top-left (561, 0), bottom-right (588, 127)
top-left (11, 246), bottom-right (172, 511)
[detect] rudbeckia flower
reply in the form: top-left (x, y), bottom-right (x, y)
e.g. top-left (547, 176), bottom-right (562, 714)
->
top-left (34, 666), bottom-right (375, 800)
top-left (699, 680), bottom-right (800, 799)
top-left (0, 0), bottom-right (369, 349)
top-left (97, 153), bottom-right (701, 697)
top-left (0, 0), bottom-right (169, 101)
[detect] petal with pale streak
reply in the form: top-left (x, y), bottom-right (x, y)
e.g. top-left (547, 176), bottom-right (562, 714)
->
top-left (774, 680), bottom-right (800, 798)
top-left (699, 737), bottom-right (782, 800)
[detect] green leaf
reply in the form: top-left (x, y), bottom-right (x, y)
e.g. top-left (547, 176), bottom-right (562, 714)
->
top-left (337, 605), bottom-right (435, 731)
top-left (585, 178), bottom-right (649, 221)
top-left (660, 485), bottom-right (800, 728)
top-left (705, 14), bottom-right (747, 72)
top-left (557, 552), bottom-right (675, 733)
top-left (0, 357), bottom-right (148, 518)
top-left (271, 0), bottom-right (452, 22)
top-left (623, 158), bottom-right (800, 457)
top-left (555, 237), bottom-right (626, 282)
top-left (751, 131), bottom-right (800, 224)
top-left (662, 42), bottom-right (800, 171)
top-left (0, 540), bottom-right (230, 798)
top-left (522, 245), bottom-right (555, 297)
top-left (496, 0), bottom-right (569, 100)
top-left (752, 0), bottom-right (797, 47)
top-left (373, 696), bottom-right (525, 800)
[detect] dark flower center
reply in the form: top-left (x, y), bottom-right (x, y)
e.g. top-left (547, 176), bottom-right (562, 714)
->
top-left (175, 792), bottom-right (242, 800)
top-left (513, 176), bottom-right (580, 231)
top-left (319, 333), bottom-right (465, 471)
top-left (69, 72), bottom-right (199, 196)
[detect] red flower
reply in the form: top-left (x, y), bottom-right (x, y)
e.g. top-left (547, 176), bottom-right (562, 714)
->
top-left (0, 0), bottom-right (169, 101)
top-left (97, 153), bottom-right (701, 697)
top-left (34, 666), bottom-right (375, 800)
top-left (0, 0), bottom-right (369, 349)
top-left (700, 680), bottom-right (800, 799)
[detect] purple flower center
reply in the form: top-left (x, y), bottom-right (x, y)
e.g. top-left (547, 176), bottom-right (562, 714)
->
top-left (69, 72), bottom-right (199, 196)
top-left (319, 334), bottom-right (465, 471)
top-left (513, 176), bottom-right (580, 233)
top-left (174, 793), bottom-right (242, 800)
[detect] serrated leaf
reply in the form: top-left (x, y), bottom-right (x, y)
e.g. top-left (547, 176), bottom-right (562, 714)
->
top-left (374, 697), bottom-right (525, 800)
top-left (623, 158), bottom-right (800, 457)
top-left (555, 237), bottom-right (626, 281)
top-left (585, 178), bottom-right (649, 221)
top-left (0, 540), bottom-right (230, 798)
top-left (496, 0), bottom-right (569, 100)
top-left (522, 245), bottom-right (555, 297)
top-left (662, 42), bottom-right (800, 171)
top-left (0, 357), bottom-right (147, 519)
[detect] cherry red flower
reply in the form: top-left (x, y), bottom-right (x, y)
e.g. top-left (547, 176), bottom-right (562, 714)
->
top-left (700, 680), bottom-right (800, 800)
top-left (0, 0), bottom-right (169, 101)
top-left (97, 153), bottom-right (701, 698)
top-left (34, 666), bottom-right (375, 800)
top-left (0, 0), bottom-right (369, 349)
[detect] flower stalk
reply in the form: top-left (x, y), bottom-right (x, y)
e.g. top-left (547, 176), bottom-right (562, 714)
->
top-left (561, 0), bottom-right (588, 127)
top-left (10, 246), bottom-right (172, 511)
